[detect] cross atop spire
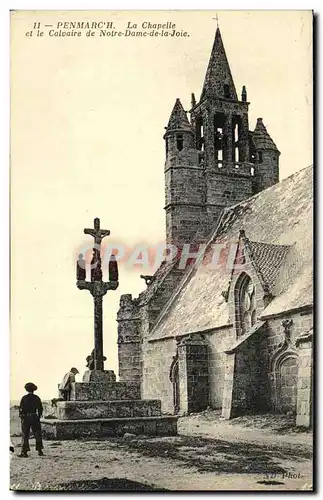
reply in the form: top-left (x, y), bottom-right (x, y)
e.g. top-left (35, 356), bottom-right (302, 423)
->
top-left (200, 26), bottom-right (238, 101)
top-left (212, 13), bottom-right (219, 28)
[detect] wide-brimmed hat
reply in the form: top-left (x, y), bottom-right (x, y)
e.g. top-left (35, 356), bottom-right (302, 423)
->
top-left (24, 382), bottom-right (38, 392)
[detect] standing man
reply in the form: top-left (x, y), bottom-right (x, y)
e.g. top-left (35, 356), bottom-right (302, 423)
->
top-left (58, 367), bottom-right (79, 401)
top-left (18, 382), bottom-right (44, 458)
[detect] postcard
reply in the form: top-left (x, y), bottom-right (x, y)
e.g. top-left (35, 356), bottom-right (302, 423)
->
top-left (10, 10), bottom-right (313, 492)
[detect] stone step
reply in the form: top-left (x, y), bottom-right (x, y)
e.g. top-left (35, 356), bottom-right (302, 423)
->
top-left (70, 381), bottom-right (141, 401)
top-left (41, 415), bottom-right (178, 439)
top-left (43, 399), bottom-right (162, 420)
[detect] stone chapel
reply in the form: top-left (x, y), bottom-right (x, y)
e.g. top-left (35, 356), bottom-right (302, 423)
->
top-left (117, 27), bottom-right (313, 427)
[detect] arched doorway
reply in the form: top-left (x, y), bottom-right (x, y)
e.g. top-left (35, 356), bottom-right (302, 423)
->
top-left (277, 355), bottom-right (299, 414)
top-left (169, 356), bottom-right (180, 414)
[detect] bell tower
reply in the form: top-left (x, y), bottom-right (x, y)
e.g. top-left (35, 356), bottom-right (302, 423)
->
top-left (164, 26), bottom-right (280, 247)
top-left (190, 26), bottom-right (254, 231)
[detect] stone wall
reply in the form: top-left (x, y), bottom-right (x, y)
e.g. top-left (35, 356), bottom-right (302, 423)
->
top-left (265, 310), bottom-right (313, 420)
top-left (231, 334), bottom-right (270, 416)
top-left (207, 326), bottom-right (234, 409)
top-left (212, 325), bottom-right (270, 420)
top-left (220, 309), bottom-right (313, 421)
top-left (165, 204), bottom-right (205, 248)
top-left (265, 311), bottom-right (312, 359)
top-left (164, 131), bottom-right (205, 247)
top-left (117, 294), bottom-right (141, 382)
top-left (141, 336), bottom-right (176, 414)
top-left (165, 164), bottom-right (204, 207)
top-left (143, 329), bottom-right (231, 416)
top-left (254, 150), bottom-right (279, 193)
top-left (205, 170), bottom-right (253, 212)
top-left (296, 339), bottom-right (312, 427)
top-left (118, 342), bottom-right (141, 381)
top-left (140, 308), bottom-right (312, 424)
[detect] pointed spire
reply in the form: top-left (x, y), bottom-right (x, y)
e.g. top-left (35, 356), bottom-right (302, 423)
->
top-left (165, 98), bottom-right (192, 134)
top-left (252, 118), bottom-right (280, 152)
top-left (201, 27), bottom-right (238, 101)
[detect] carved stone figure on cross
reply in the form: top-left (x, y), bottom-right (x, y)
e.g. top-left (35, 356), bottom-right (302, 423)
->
top-left (84, 217), bottom-right (110, 245)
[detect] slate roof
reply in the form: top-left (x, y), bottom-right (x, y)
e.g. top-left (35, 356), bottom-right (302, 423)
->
top-left (251, 118), bottom-right (280, 152)
top-left (165, 98), bottom-right (192, 134)
top-left (247, 240), bottom-right (291, 294)
top-left (149, 165), bottom-right (313, 341)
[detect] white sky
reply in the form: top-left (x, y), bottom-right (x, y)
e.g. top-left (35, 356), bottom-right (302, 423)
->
top-left (10, 10), bottom-right (312, 400)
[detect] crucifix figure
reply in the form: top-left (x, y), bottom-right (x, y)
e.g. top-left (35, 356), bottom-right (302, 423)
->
top-left (84, 217), bottom-right (110, 245)
top-left (77, 218), bottom-right (119, 371)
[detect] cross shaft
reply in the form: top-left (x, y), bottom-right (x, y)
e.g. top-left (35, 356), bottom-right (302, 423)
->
top-left (77, 218), bottom-right (118, 372)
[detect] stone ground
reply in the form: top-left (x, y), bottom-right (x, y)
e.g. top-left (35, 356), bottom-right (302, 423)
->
top-left (10, 408), bottom-right (313, 492)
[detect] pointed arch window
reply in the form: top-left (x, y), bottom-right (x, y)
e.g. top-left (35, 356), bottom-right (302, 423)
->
top-left (235, 273), bottom-right (257, 337)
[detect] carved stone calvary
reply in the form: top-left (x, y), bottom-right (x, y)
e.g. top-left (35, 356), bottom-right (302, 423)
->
top-left (76, 217), bottom-right (119, 371)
